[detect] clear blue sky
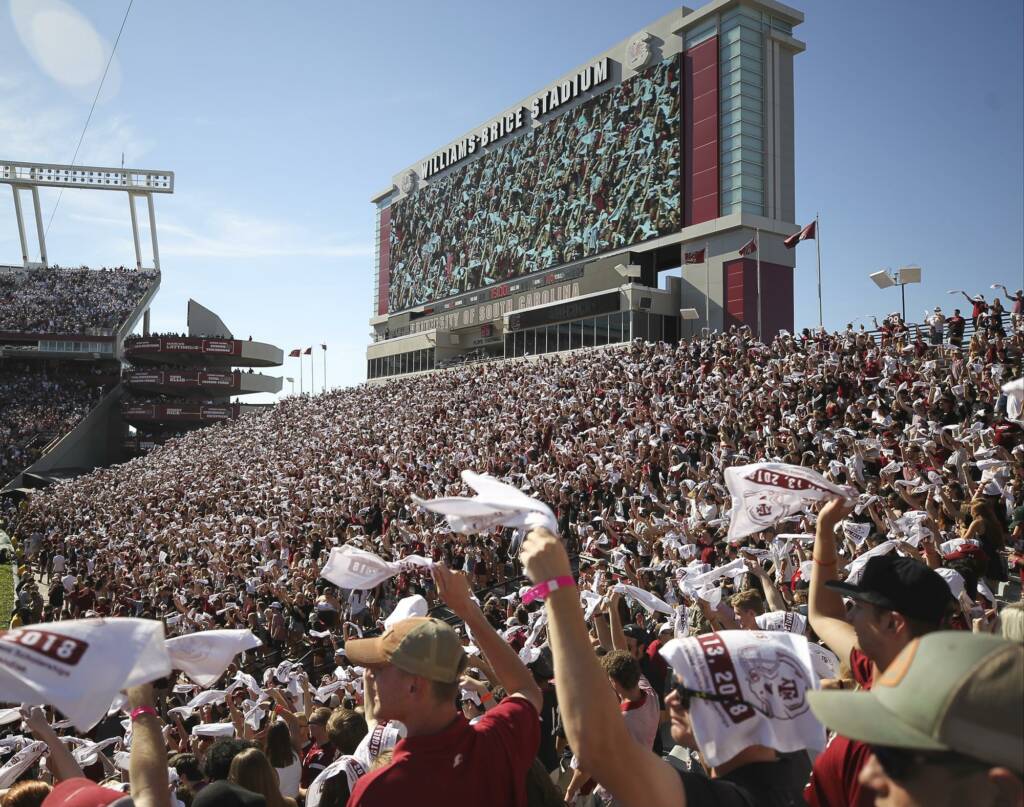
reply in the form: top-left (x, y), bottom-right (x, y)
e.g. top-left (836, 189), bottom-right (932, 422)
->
top-left (2, 0), bottom-right (1022, 394)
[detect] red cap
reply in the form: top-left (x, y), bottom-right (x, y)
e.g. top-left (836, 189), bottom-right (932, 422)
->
top-left (43, 778), bottom-right (126, 807)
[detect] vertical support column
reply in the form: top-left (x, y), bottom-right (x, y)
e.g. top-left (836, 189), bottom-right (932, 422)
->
top-left (11, 186), bottom-right (29, 268)
top-left (128, 192), bottom-right (143, 270)
top-left (143, 307), bottom-right (151, 336)
top-left (30, 187), bottom-right (48, 267)
top-left (146, 192), bottom-right (160, 272)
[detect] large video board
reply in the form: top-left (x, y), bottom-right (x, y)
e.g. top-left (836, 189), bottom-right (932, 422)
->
top-left (387, 56), bottom-right (680, 314)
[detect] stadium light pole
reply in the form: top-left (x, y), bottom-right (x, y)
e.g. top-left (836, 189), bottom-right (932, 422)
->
top-left (869, 266), bottom-right (922, 320)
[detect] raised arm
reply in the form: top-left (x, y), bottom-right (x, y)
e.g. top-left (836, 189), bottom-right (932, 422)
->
top-left (125, 684), bottom-right (171, 807)
top-left (520, 528), bottom-right (684, 807)
top-left (808, 498), bottom-right (858, 667)
top-left (21, 706), bottom-right (85, 783)
top-left (744, 557), bottom-right (788, 613)
top-left (432, 564), bottom-right (542, 712)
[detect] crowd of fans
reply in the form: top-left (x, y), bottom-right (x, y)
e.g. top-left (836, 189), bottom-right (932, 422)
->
top-left (0, 366), bottom-right (106, 488)
top-left (388, 56), bottom-right (680, 311)
top-left (0, 293), bottom-right (1021, 807)
top-left (0, 266), bottom-right (156, 335)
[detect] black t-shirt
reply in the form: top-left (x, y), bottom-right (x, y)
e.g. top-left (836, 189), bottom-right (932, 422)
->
top-left (679, 757), bottom-right (806, 807)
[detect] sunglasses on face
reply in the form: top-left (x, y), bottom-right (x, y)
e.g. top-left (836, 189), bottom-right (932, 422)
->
top-left (869, 745), bottom-right (988, 782)
top-left (670, 681), bottom-right (739, 710)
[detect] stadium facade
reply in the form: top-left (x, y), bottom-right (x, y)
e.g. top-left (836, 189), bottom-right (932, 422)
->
top-left (368, 0), bottom-right (804, 379)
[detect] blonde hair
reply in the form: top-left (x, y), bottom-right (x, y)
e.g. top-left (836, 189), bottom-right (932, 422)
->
top-left (1001, 602), bottom-right (1024, 643)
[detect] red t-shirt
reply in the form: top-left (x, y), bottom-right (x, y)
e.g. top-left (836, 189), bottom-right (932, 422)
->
top-left (804, 648), bottom-right (874, 807)
top-left (348, 696), bottom-right (540, 807)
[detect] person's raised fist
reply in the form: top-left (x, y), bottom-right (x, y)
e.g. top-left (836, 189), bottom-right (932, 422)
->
top-left (519, 528), bottom-right (571, 585)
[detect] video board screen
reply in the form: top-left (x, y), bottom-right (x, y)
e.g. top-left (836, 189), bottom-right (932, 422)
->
top-left (387, 56), bottom-right (680, 313)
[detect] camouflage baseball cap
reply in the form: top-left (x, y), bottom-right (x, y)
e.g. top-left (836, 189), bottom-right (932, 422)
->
top-left (344, 617), bottom-right (466, 683)
top-left (808, 631), bottom-right (1023, 773)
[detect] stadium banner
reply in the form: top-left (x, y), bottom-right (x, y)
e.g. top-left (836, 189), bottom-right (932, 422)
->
top-left (129, 371), bottom-right (163, 385)
top-left (203, 339), bottom-right (240, 355)
top-left (163, 339), bottom-right (203, 353)
top-left (387, 55), bottom-right (681, 315)
top-left (199, 371), bottom-right (238, 388)
top-left (126, 339), bottom-right (162, 352)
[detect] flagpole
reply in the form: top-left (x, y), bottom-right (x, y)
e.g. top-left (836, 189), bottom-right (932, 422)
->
top-left (323, 345), bottom-right (327, 393)
top-left (299, 355), bottom-right (303, 395)
top-left (756, 228), bottom-right (762, 341)
top-left (815, 213), bottom-right (823, 331)
top-left (310, 349), bottom-right (315, 396)
top-left (704, 240), bottom-right (710, 330)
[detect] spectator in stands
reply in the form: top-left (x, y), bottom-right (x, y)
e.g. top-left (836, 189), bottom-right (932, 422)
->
top-left (808, 632), bottom-right (1022, 807)
top-left (0, 265), bottom-right (155, 334)
top-left (343, 564), bottom-right (542, 807)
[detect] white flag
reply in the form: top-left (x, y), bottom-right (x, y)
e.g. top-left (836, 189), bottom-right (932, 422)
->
top-left (610, 584), bottom-right (674, 616)
top-left (754, 610), bottom-right (807, 635)
top-left (725, 464), bottom-right (854, 541)
top-left (306, 755), bottom-right (369, 807)
top-left (413, 470), bottom-right (558, 535)
top-left (840, 521), bottom-right (871, 547)
top-left (844, 541), bottom-right (897, 584)
top-left (0, 740), bottom-right (45, 788)
top-left (659, 630), bottom-right (825, 767)
top-left (0, 618), bottom-right (170, 731)
top-left (320, 546), bottom-right (431, 591)
top-left (384, 595), bottom-right (428, 629)
top-left (166, 629), bottom-right (262, 687)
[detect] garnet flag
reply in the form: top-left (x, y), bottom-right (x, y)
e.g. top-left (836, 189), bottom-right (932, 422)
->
top-left (288, 349), bottom-right (301, 357)
top-left (783, 220), bottom-right (816, 249)
top-left (303, 346), bottom-right (313, 355)
top-left (739, 236), bottom-right (757, 256)
top-left (684, 248), bottom-right (706, 264)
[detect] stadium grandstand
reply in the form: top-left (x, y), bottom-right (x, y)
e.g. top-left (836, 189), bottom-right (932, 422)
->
top-left (0, 2), bottom-right (1022, 806)
top-left (121, 300), bottom-right (283, 453)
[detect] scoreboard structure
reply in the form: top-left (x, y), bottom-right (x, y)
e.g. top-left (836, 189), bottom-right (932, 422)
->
top-left (368, 1), bottom-right (804, 380)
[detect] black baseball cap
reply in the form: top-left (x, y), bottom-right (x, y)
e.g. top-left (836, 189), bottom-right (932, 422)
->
top-left (825, 554), bottom-right (953, 625)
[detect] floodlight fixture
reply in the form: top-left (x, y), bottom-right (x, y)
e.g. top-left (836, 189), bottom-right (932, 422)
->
top-left (680, 308), bottom-right (700, 320)
top-left (898, 265), bottom-right (921, 285)
top-left (614, 263), bottom-right (642, 279)
top-left (868, 266), bottom-right (923, 320)
top-left (869, 270), bottom-right (896, 289)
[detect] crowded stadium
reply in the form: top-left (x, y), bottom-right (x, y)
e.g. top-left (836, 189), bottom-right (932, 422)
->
top-left (1, 2), bottom-right (1023, 807)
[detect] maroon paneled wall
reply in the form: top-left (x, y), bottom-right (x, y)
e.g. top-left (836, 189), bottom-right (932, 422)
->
top-left (683, 36), bottom-right (719, 226)
top-left (723, 258), bottom-right (794, 338)
top-left (377, 208), bottom-right (391, 317)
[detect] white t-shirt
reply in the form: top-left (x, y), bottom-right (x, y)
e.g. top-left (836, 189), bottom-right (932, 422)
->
top-left (275, 753), bottom-right (301, 798)
top-left (51, 554), bottom-right (66, 573)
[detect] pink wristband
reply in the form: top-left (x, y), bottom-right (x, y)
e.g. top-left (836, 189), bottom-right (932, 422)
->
top-left (130, 706), bottom-right (157, 722)
top-left (522, 576), bottom-right (575, 604)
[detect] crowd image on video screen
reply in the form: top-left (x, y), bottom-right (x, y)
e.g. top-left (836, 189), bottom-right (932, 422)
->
top-left (387, 56), bottom-right (681, 313)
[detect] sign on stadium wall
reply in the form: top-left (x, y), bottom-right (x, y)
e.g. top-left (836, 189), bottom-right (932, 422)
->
top-left (126, 338), bottom-right (241, 356)
top-left (409, 279), bottom-right (584, 335)
top-left (122, 403), bottom-right (240, 421)
top-left (128, 370), bottom-right (239, 389)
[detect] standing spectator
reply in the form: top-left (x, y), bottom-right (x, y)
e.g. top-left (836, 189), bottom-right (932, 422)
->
top-left (926, 306), bottom-right (945, 346)
top-left (803, 498), bottom-right (954, 807)
top-left (946, 308), bottom-right (966, 347)
top-left (344, 565), bottom-right (542, 807)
